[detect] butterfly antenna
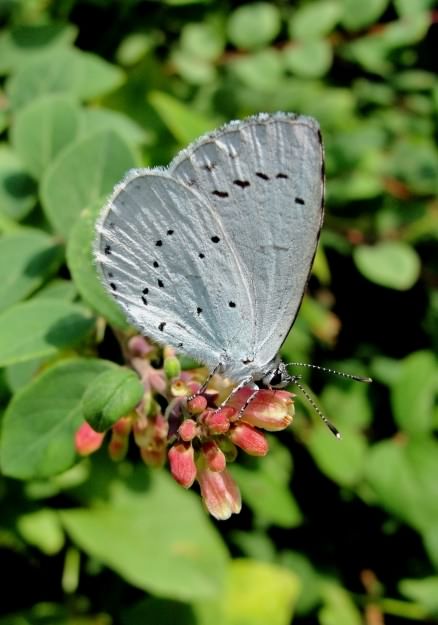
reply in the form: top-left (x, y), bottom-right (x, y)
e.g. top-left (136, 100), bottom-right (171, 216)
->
top-left (293, 379), bottom-right (341, 440)
top-left (286, 362), bottom-right (372, 384)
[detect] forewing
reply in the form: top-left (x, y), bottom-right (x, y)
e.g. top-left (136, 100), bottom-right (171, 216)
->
top-left (170, 113), bottom-right (324, 368)
top-left (95, 171), bottom-right (255, 369)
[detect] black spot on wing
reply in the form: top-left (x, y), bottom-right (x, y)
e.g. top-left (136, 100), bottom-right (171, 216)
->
top-left (159, 322), bottom-right (166, 331)
top-left (295, 197), bottom-right (305, 205)
top-left (256, 172), bottom-right (269, 180)
top-left (229, 301), bottom-right (236, 308)
top-left (156, 240), bottom-right (162, 247)
top-left (211, 236), bottom-right (220, 243)
top-left (212, 190), bottom-right (229, 198)
top-left (104, 245), bottom-right (111, 255)
top-left (153, 261), bottom-right (159, 268)
top-left (233, 179), bottom-right (250, 188)
top-left (276, 173), bottom-right (288, 179)
top-left (110, 282), bottom-right (117, 291)
top-left (157, 279), bottom-right (164, 288)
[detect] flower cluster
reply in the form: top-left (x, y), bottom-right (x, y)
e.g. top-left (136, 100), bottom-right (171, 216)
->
top-left (75, 336), bottom-right (295, 520)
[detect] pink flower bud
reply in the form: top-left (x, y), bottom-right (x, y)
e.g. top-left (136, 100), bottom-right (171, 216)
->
top-left (229, 388), bottom-right (294, 431)
top-left (204, 407), bottom-right (234, 434)
top-left (112, 416), bottom-right (132, 436)
top-left (127, 335), bottom-right (153, 357)
top-left (229, 422), bottom-right (269, 456)
top-left (148, 368), bottom-right (167, 394)
top-left (75, 422), bottom-right (105, 456)
top-left (187, 395), bottom-right (208, 415)
top-left (178, 418), bottom-right (198, 441)
top-left (201, 441), bottom-right (226, 472)
top-left (187, 381), bottom-right (202, 396)
top-left (168, 442), bottom-right (197, 488)
top-left (196, 461), bottom-right (242, 520)
top-left (108, 433), bottom-right (129, 461)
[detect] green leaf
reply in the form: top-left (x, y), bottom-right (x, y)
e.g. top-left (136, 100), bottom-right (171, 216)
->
top-left (388, 137), bottom-right (438, 196)
top-left (60, 469), bottom-right (228, 600)
top-left (196, 559), bottom-right (300, 625)
top-left (17, 509), bottom-right (64, 555)
top-left (280, 551), bottom-right (322, 615)
top-left (231, 49), bottom-right (284, 92)
top-left (122, 598), bottom-right (196, 625)
top-left (306, 427), bottom-right (368, 486)
top-left (148, 91), bottom-right (218, 144)
top-left (289, 1), bottom-right (342, 39)
top-left (0, 358), bottom-right (112, 478)
top-left (353, 241), bottom-right (421, 290)
top-left (319, 581), bottom-right (362, 625)
top-left (180, 21), bottom-right (225, 61)
top-left (7, 48), bottom-right (124, 110)
top-left (41, 130), bottom-right (137, 238)
top-left (82, 367), bottom-right (144, 432)
top-left (283, 40), bottom-right (332, 78)
top-left (0, 145), bottom-right (36, 221)
top-left (34, 279), bottom-right (77, 302)
top-left (231, 439), bottom-right (302, 528)
top-left (366, 437), bottom-right (438, 532)
top-left (341, 0), bottom-right (389, 30)
top-left (66, 202), bottom-right (129, 328)
top-left (80, 108), bottom-right (149, 146)
top-left (227, 3), bottom-right (281, 50)
top-left (0, 300), bottom-right (94, 367)
top-left (171, 49), bottom-right (217, 86)
top-left (394, 0), bottom-right (435, 16)
top-left (0, 229), bottom-right (63, 312)
top-left (320, 381), bottom-right (372, 430)
top-left (342, 13), bottom-right (430, 74)
top-left (399, 577), bottom-right (438, 615)
top-left (391, 351), bottom-right (437, 435)
top-left (11, 94), bottom-right (81, 179)
top-left (0, 23), bottom-right (76, 74)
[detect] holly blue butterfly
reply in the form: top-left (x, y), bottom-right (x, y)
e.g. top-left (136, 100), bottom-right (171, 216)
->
top-left (95, 112), bottom-right (369, 436)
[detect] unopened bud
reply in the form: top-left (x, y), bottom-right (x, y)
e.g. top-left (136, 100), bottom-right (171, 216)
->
top-left (202, 441), bottom-right (226, 472)
top-left (187, 395), bottom-right (208, 415)
top-left (178, 419), bottom-right (198, 442)
top-left (163, 355), bottom-right (181, 380)
top-left (168, 442), bottom-right (197, 488)
top-left (229, 422), bottom-right (269, 456)
top-left (75, 422), bottom-right (105, 456)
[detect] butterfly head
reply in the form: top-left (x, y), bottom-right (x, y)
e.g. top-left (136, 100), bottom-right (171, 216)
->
top-left (260, 359), bottom-right (300, 389)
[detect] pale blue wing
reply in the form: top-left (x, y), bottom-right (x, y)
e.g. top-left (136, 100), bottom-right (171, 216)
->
top-left (170, 113), bottom-right (324, 371)
top-left (95, 170), bottom-right (256, 370)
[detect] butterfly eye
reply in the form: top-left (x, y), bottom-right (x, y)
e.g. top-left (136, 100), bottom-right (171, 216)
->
top-left (269, 369), bottom-right (284, 387)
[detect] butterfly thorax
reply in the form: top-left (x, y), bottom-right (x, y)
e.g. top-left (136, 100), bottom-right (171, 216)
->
top-left (222, 355), bottom-right (295, 390)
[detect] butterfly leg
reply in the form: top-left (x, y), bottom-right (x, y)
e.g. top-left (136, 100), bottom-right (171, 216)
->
top-left (217, 377), bottom-right (258, 412)
top-left (188, 363), bottom-right (222, 400)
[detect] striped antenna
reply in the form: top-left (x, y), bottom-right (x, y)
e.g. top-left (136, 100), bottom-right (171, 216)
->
top-left (293, 379), bottom-right (341, 439)
top-left (285, 362), bottom-right (372, 384)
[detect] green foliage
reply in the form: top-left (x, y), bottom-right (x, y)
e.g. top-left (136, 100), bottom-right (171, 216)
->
top-left (82, 367), bottom-right (145, 432)
top-left (0, 1), bottom-right (436, 624)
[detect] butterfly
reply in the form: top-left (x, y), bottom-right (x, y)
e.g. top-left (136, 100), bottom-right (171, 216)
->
top-left (95, 112), bottom-right (369, 435)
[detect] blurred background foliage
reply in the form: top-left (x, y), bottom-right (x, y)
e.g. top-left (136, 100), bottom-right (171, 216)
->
top-left (0, 0), bottom-right (437, 623)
